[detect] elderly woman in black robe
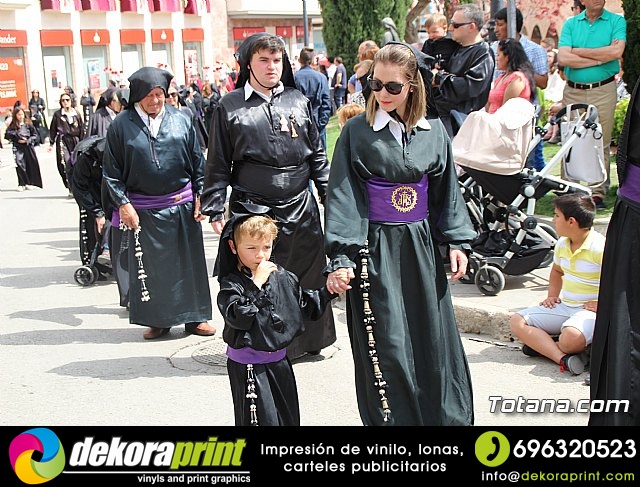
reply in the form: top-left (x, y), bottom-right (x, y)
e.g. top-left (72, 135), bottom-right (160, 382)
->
top-left (102, 67), bottom-right (215, 340)
top-left (201, 33), bottom-right (336, 360)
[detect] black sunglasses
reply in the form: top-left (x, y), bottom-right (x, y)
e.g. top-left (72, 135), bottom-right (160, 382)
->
top-left (451, 21), bottom-right (473, 29)
top-left (368, 77), bottom-right (409, 95)
top-left (168, 92), bottom-right (179, 98)
top-left (60, 98), bottom-right (71, 102)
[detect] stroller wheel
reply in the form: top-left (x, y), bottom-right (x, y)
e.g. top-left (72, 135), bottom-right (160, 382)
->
top-left (459, 257), bottom-right (479, 284)
top-left (74, 265), bottom-right (98, 286)
top-left (475, 265), bottom-right (505, 296)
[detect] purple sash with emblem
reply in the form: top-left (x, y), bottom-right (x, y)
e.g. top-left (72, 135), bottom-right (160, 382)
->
top-left (366, 175), bottom-right (429, 223)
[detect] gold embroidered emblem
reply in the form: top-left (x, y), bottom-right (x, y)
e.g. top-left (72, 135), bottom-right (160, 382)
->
top-left (391, 186), bottom-right (418, 213)
top-left (174, 194), bottom-right (183, 202)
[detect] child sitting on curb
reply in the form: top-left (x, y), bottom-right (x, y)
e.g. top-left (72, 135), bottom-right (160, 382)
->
top-left (509, 193), bottom-right (604, 375)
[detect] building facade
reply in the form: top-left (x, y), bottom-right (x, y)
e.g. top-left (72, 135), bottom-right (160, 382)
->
top-left (0, 0), bottom-right (322, 116)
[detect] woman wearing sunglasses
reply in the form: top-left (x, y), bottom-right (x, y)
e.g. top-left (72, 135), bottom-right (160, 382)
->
top-left (324, 43), bottom-right (476, 426)
top-left (48, 93), bottom-right (85, 193)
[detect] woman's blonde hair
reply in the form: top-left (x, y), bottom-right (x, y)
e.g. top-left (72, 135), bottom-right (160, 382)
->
top-left (365, 44), bottom-right (427, 129)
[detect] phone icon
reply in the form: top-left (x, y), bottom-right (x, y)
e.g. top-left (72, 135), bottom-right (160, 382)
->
top-left (486, 436), bottom-right (500, 462)
top-left (475, 431), bottom-right (510, 466)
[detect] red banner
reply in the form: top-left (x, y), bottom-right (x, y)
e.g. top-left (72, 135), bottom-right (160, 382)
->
top-left (0, 57), bottom-right (28, 113)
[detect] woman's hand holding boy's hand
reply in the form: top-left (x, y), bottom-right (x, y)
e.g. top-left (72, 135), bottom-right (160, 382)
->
top-left (326, 267), bottom-right (354, 294)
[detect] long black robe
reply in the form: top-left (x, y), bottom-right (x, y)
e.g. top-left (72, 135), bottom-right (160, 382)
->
top-left (49, 109), bottom-right (84, 188)
top-left (589, 78), bottom-right (640, 426)
top-left (201, 86), bottom-right (336, 359)
top-left (102, 106), bottom-right (212, 327)
top-left (219, 266), bottom-right (335, 426)
top-left (71, 136), bottom-right (110, 269)
top-left (5, 124), bottom-right (43, 188)
top-left (324, 113), bottom-right (476, 426)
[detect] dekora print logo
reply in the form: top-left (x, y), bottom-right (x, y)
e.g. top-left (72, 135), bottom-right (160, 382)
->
top-left (9, 428), bottom-right (66, 484)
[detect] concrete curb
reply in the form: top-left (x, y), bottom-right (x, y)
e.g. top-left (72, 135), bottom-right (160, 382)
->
top-left (453, 301), bottom-right (512, 342)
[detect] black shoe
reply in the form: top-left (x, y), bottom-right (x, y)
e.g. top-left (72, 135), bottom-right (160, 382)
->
top-left (560, 353), bottom-right (588, 375)
top-left (522, 344), bottom-right (541, 357)
top-left (521, 335), bottom-right (557, 357)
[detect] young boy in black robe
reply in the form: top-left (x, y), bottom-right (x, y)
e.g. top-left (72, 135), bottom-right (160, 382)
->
top-left (217, 202), bottom-right (346, 426)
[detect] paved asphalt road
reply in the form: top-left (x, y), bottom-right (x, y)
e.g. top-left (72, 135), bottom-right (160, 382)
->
top-left (0, 143), bottom-right (595, 427)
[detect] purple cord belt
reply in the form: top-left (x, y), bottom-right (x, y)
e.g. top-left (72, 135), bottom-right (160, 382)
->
top-left (112, 181), bottom-right (193, 227)
top-left (226, 346), bottom-right (287, 365)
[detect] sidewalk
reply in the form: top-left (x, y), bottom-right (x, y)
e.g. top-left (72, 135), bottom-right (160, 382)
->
top-left (0, 144), bottom-right (601, 427)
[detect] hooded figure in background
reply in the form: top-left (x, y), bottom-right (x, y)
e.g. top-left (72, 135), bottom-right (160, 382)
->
top-left (381, 17), bottom-right (401, 47)
top-left (102, 66), bottom-right (215, 340)
top-left (201, 32), bottom-right (337, 359)
top-left (87, 87), bottom-right (127, 138)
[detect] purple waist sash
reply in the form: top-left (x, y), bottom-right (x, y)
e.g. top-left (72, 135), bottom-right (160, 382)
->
top-left (619, 163), bottom-right (640, 203)
top-left (366, 175), bottom-right (429, 223)
top-left (112, 182), bottom-right (193, 227)
top-left (226, 346), bottom-right (287, 365)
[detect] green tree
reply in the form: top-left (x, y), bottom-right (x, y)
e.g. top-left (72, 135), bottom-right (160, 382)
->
top-left (622, 0), bottom-right (640, 91)
top-left (319, 0), bottom-right (410, 77)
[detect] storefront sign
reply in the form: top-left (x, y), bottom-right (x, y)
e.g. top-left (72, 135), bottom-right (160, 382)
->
top-left (232, 27), bottom-right (265, 41)
top-left (276, 27), bottom-right (292, 38)
top-left (0, 30), bottom-right (28, 47)
top-left (0, 57), bottom-right (27, 112)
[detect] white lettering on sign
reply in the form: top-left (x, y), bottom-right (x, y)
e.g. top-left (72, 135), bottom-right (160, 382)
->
top-left (0, 63), bottom-right (9, 70)
top-left (0, 35), bottom-right (17, 45)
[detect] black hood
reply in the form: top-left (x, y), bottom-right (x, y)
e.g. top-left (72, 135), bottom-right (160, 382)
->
top-left (234, 32), bottom-right (296, 91)
top-left (216, 201), bottom-right (275, 281)
top-left (126, 67), bottom-right (174, 108)
top-left (96, 87), bottom-right (117, 110)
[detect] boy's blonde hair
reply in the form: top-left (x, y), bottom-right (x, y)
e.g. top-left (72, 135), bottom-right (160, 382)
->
top-left (233, 215), bottom-right (278, 244)
top-left (424, 13), bottom-right (447, 30)
top-left (337, 103), bottom-right (365, 127)
top-left (365, 44), bottom-right (427, 129)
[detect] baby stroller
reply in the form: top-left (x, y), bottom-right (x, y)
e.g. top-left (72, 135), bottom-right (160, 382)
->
top-left (453, 101), bottom-right (606, 295)
top-left (68, 135), bottom-right (112, 286)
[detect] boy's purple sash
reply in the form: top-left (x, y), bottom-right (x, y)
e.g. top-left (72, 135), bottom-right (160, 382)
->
top-left (112, 182), bottom-right (193, 227)
top-left (366, 175), bottom-right (429, 223)
top-left (226, 346), bottom-right (287, 365)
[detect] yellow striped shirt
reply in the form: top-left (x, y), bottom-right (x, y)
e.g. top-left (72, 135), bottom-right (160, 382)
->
top-left (553, 229), bottom-right (605, 306)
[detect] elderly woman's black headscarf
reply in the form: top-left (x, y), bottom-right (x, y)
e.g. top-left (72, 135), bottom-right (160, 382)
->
top-left (215, 201), bottom-right (276, 280)
top-left (126, 67), bottom-right (174, 108)
top-left (234, 32), bottom-right (296, 90)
